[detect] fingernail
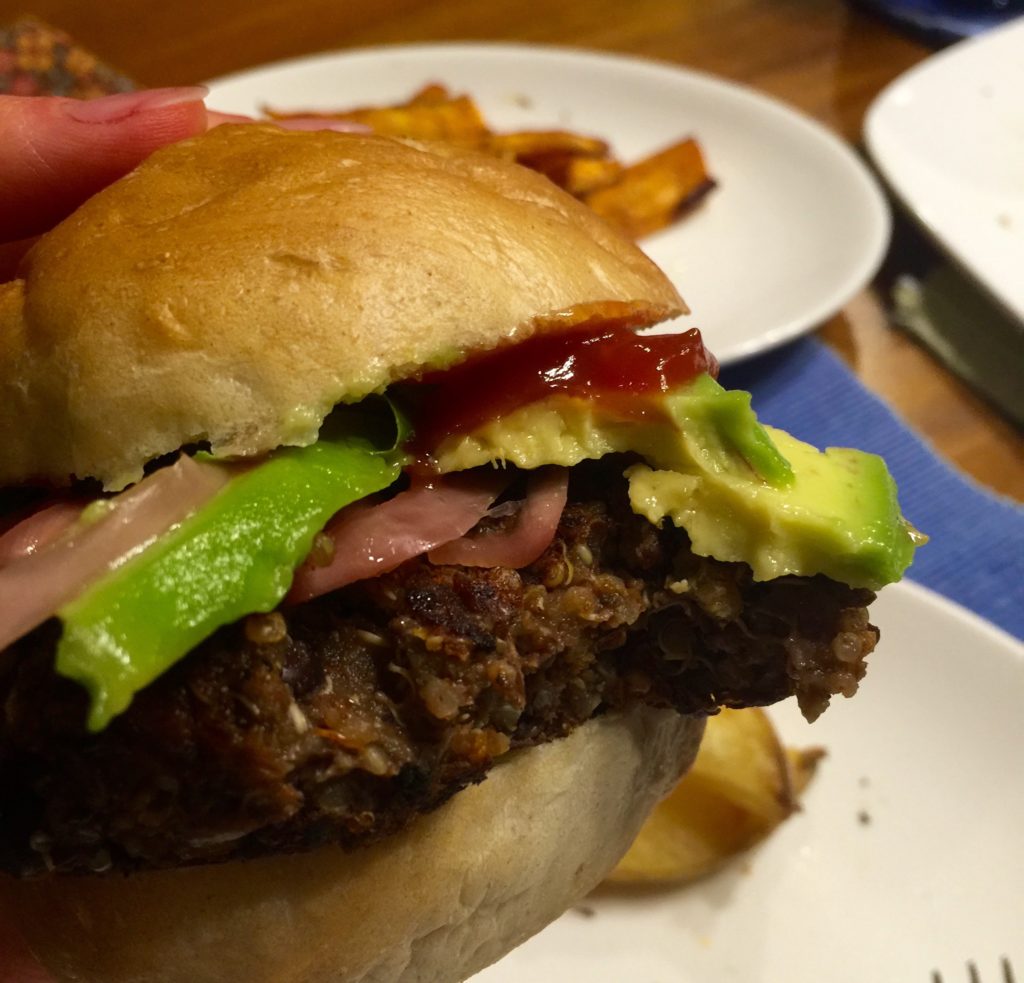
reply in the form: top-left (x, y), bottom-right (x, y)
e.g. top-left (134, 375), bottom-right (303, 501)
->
top-left (64, 86), bottom-right (209, 124)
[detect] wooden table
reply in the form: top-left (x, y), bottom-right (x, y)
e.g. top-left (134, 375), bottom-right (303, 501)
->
top-left (5, 0), bottom-right (1021, 499)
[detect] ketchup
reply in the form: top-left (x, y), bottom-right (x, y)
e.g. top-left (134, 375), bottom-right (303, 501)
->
top-left (409, 323), bottom-right (718, 456)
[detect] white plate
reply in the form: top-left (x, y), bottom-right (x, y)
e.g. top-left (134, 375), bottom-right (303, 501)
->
top-left (866, 18), bottom-right (1024, 325)
top-left (206, 44), bottom-right (890, 364)
top-left (473, 581), bottom-right (1024, 982)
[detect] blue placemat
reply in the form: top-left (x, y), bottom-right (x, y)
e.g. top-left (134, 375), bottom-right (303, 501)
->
top-left (720, 338), bottom-right (1024, 640)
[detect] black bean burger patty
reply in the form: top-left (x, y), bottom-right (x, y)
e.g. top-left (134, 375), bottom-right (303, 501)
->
top-left (0, 462), bottom-right (878, 876)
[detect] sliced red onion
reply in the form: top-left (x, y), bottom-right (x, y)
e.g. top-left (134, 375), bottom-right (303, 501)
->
top-left (0, 501), bottom-right (83, 569)
top-left (288, 470), bottom-right (510, 603)
top-left (428, 467), bottom-right (569, 569)
top-left (0, 456), bottom-right (231, 653)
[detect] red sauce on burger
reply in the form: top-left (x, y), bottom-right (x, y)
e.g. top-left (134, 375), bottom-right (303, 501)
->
top-left (408, 319), bottom-right (717, 458)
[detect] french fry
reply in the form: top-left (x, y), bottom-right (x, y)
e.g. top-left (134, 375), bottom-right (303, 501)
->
top-left (788, 745), bottom-right (826, 796)
top-left (266, 94), bottom-right (489, 147)
top-left (406, 82), bottom-right (453, 106)
top-left (264, 87), bottom-right (717, 240)
top-left (501, 150), bottom-right (623, 197)
top-left (584, 137), bottom-right (715, 239)
top-left (607, 708), bottom-right (822, 884)
top-left (487, 130), bottom-right (610, 161)
top-left (561, 155), bottom-right (624, 196)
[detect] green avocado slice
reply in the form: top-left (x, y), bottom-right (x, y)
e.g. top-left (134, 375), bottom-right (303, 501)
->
top-left (57, 437), bottom-right (401, 732)
top-left (432, 373), bottom-right (922, 591)
top-left (626, 431), bottom-right (919, 590)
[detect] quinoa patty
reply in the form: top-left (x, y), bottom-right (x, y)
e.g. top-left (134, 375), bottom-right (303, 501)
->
top-left (0, 462), bottom-right (877, 876)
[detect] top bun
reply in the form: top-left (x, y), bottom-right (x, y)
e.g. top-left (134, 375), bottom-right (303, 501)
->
top-left (0, 125), bottom-right (684, 489)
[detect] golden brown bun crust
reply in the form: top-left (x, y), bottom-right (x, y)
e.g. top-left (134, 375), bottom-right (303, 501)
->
top-left (0, 126), bottom-right (684, 489)
top-left (0, 709), bottom-right (702, 983)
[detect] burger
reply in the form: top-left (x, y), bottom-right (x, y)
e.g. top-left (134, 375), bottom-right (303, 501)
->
top-left (0, 126), bottom-right (920, 982)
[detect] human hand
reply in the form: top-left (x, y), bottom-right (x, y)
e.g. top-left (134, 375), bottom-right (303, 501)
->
top-left (0, 86), bottom-right (209, 280)
top-left (0, 87), bottom-right (210, 238)
top-left (0, 88), bottom-right (370, 281)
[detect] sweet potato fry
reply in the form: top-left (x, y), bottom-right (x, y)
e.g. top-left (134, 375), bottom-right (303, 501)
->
top-left (406, 82), bottom-right (453, 106)
top-left (506, 150), bottom-right (622, 197)
top-left (584, 137), bottom-right (715, 239)
top-left (266, 95), bottom-right (489, 147)
top-left (265, 87), bottom-right (717, 239)
top-left (561, 155), bottom-right (624, 196)
top-left (487, 130), bottom-right (610, 161)
top-left (606, 708), bottom-right (822, 885)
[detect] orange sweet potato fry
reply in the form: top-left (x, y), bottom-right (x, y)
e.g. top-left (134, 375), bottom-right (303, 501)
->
top-left (265, 87), bottom-right (716, 239)
top-left (508, 150), bottom-right (622, 197)
top-left (266, 95), bottom-right (489, 147)
top-left (583, 137), bottom-right (715, 239)
top-left (561, 155), bottom-right (624, 196)
top-left (407, 83), bottom-right (453, 106)
top-left (487, 130), bottom-right (609, 161)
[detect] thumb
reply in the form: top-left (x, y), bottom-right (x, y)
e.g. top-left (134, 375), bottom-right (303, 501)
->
top-left (0, 87), bottom-right (209, 241)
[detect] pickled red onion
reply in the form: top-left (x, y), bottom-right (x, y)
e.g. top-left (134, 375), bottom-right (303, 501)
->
top-left (0, 456), bottom-right (231, 653)
top-left (288, 470), bottom-right (510, 603)
top-left (428, 467), bottom-right (569, 569)
top-left (0, 501), bottom-right (83, 568)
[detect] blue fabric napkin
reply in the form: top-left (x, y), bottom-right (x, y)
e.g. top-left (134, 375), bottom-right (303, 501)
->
top-left (720, 338), bottom-right (1024, 640)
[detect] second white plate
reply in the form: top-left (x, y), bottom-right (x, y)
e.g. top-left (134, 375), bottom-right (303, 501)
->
top-left (207, 44), bottom-right (890, 364)
top-left (866, 18), bottom-right (1024, 326)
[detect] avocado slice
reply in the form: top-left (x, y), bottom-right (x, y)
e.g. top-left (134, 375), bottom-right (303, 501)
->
top-left (58, 435), bottom-right (403, 732)
top-left (433, 374), bottom-right (921, 590)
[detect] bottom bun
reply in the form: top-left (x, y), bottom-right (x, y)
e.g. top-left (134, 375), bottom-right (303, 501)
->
top-left (1, 708), bottom-right (703, 983)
